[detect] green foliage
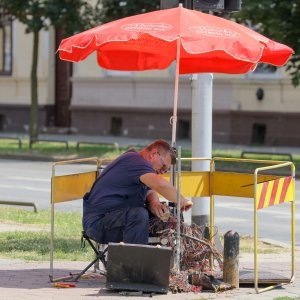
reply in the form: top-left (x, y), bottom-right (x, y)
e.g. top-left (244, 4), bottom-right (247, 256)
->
top-left (100, 0), bottom-right (160, 23)
top-left (0, 0), bottom-right (101, 141)
top-left (0, 0), bottom-right (100, 33)
top-left (45, 0), bottom-right (101, 37)
top-left (0, 0), bottom-right (45, 32)
top-left (235, 0), bottom-right (300, 87)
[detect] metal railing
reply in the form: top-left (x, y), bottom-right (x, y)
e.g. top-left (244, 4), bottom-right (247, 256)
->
top-left (0, 137), bottom-right (22, 149)
top-left (30, 139), bottom-right (69, 150)
top-left (0, 200), bottom-right (38, 212)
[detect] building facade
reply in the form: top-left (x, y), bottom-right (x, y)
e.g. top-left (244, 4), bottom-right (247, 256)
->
top-left (0, 19), bottom-right (299, 146)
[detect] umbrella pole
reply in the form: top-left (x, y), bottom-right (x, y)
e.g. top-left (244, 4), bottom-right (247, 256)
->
top-left (171, 38), bottom-right (181, 148)
top-left (172, 38), bottom-right (182, 273)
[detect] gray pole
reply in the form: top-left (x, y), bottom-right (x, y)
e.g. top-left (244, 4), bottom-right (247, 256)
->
top-left (175, 146), bottom-right (181, 272)
top-left (191, 73), bottom-right (213, 226)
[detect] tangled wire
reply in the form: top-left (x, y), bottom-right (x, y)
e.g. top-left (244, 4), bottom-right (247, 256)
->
top-left (149, 215), bottom-right (223, 273)
top-left (149, 215), bottom-right (224, 293)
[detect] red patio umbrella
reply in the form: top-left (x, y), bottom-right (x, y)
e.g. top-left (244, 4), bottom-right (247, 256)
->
top-left (58, 5), bottom-right (293, 145)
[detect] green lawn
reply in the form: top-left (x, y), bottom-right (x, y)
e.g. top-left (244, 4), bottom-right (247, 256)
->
top-left (0, 207), bottom-right (286, 261)
top-left (0, 139), bottom-right (121, 158)
top-left (273, 297), bottom-right (300, 300)
top-left (0, 208), bottom-right (93, 261)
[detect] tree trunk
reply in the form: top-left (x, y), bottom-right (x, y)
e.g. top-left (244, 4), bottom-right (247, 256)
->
top-left (55, 28), bottom-right (72, 128)
top-left (29, 29), bottom-right (39, 141)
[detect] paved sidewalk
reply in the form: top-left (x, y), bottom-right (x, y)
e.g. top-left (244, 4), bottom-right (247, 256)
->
top-left (0, 253), bottom-right (299, 300)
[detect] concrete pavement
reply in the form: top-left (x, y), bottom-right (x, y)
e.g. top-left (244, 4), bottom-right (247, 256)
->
top-left (0, 251), bottom-right (299, 300)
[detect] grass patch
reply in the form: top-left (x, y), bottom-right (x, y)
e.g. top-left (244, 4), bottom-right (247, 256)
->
top-left (273, 297), bottom-right (300, 300)
top-left (219, 235), bottom-right (286, 255)
top-left (239, 236), bottom-right (286, 254)
top-left (0, 207), bottom-right (93, 261)
top-left (1, 138), bottom-right (299, 175)
top-left (0, 208), bottom-right (287, 261)
top-left (0, 139), bottom-right (122, 159)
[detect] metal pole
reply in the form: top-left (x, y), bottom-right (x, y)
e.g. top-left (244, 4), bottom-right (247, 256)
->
top-left (291, 164), bottom-right (295, 281)
top-left (50, 164), bottom-right (55, 281)
top-left (0, 200), bottom-right (38, 212)
top-left (175, 146), bottom-right (181, 272)
top-left (254, 169), bottom-right (259, 293)
top-left (191, 73), bottom-right (213, 226)
top-left (171, 38), bottom-right (181, 147)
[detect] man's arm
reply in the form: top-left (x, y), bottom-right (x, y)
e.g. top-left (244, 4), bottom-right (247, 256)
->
top-left (146, 190), bottom-right (170, 219)
top-left (140, 173), bottom-right (193, 211)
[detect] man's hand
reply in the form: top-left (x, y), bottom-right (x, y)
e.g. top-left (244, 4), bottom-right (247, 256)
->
top-left (146, 190), bottom-right (171, 221)
top-left (180, 199), bottom-right (193, 212)
top-left (149, 201), bottom-right (170, 221)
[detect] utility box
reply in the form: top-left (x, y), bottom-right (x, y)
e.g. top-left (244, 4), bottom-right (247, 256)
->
top-left (106, 243), bottom-right (172, 294)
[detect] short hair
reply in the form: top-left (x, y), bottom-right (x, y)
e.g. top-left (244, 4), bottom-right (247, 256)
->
top-left (145, 140), bottom-right (176, 164)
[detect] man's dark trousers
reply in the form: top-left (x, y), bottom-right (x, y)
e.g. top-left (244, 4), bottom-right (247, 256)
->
top-left (95, 207), bottom-right (149, 244)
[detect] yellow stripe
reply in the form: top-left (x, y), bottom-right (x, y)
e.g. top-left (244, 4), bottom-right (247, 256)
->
top-left (284, 179), bottom-right (294, 203)
top-left (256, 183), bottom-right (263, 207)
top-left (274, 178), bottom-right (284, 205)
top-left (263, 181), bottom-right (273, 209)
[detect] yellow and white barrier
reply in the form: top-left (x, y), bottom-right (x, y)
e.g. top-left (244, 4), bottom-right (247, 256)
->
top-left (253, 162), bottom-right (295, 293)
top-left (50, 157), bottom-right (99, 282)
top-left (49, 156), bottom-right (295, 292)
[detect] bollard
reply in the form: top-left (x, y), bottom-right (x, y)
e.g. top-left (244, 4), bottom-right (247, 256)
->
top-left (223, 230), bottom-right (239, 288)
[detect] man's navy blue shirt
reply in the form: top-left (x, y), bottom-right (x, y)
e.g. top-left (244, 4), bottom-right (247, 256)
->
top-left (83, 151), bottom-right (155, 229)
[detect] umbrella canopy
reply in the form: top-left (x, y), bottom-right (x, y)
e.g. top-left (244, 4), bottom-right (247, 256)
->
top-left (58, 6), bottom-right (293, 74)
top-left (58, 6), bottom-right (294, 144)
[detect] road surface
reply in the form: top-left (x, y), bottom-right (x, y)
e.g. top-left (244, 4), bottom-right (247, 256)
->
top-left (0, 159), bottom-right (299, 247)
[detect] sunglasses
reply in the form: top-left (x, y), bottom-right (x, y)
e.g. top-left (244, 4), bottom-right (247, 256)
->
top-left (156, 151), bottom-right (170, 174)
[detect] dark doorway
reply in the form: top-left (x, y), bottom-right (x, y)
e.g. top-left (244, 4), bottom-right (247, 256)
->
top-left (251, 123), bottom-right (266, 145)
top-left (0, 114), bottom-right (4, 131)
top-left (178, 119), bottom-right (190, 139)
top-left (111, 117), bottom-right (123, 136)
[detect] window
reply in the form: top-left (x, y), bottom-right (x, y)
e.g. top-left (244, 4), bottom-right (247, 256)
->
top-left (0, 16), bottom-right (12, 75)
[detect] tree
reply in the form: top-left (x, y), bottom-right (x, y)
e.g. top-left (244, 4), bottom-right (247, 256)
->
top-left (234, 0), bottom-right (300, 86)
top-left (0, 0), bottom-right (101, 140)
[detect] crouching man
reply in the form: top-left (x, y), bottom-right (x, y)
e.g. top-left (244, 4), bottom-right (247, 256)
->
top-left (83, 139), bottom-right (193, 244)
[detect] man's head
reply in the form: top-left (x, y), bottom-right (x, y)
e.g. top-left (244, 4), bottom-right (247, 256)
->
top-left (142, 140), bottom-right (176, 174)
